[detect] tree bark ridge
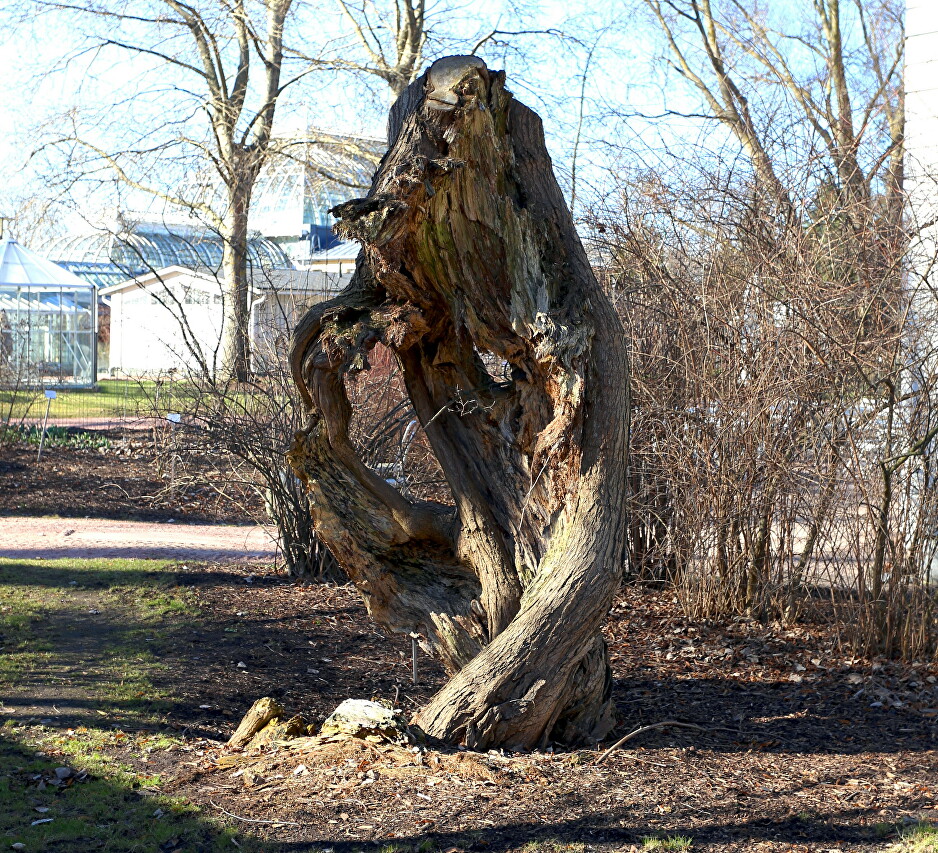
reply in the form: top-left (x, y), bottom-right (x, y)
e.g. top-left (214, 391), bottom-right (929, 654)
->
top-left (289, 54), bottom-right (630, 748)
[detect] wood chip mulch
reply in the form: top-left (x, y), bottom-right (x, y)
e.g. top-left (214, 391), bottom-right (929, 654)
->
top-left (0, 441), bottom-right (258, 523)
top-left (127, 565), bottom-right (937, 852)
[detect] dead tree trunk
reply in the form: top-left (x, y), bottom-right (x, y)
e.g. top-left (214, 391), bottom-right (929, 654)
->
top-left (288, 55), bottom-right (630, 750)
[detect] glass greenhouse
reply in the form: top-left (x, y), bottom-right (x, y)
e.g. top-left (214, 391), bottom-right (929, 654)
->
top-left (250, 133), bottom-right (381, 236)
top-left (0, 239), bottom-right (97, 388)
top-left (42, 219), bottom-right (293, 287)
top-left (39, 133), bottom-right (381, 281)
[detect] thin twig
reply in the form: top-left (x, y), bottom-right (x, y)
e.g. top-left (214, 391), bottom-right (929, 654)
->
top-left (210, 802), bottom-right (299, 825)
top-left (594, 720), bottom-right (706, 765)
top-left (618, 754), bottom-right (670, 768)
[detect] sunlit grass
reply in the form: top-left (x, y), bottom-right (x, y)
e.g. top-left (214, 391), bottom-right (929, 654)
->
top-left (0, 378), bottom-right (159, 421)
top-left (0, 556), bottom-right (252, 850)
top-left (642, 835), bottom-right (693, 851)
top-left (892, 822), bottom-right (938, 852)
top-left (0, 722), bottom-right (238, 852)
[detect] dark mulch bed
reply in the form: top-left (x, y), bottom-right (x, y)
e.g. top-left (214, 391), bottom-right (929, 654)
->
top-left (129, 565), bottom-right (938, 852)
top-left (0, 440), bottom-right (258, 524)
top-left (3, 441), bottom-right (935, 850)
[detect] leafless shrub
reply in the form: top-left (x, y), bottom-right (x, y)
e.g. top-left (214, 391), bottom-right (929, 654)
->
top-left (345, 344), bottom-right (448, 504)
top-left (121, 269), bottom-right (336, 579)
top-left (127, 260), bottom-right (453, 581)
top-left (591, 163), bottom-right (938, 659)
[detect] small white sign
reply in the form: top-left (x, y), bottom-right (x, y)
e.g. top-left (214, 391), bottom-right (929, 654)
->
top-left (44, 390), bottom-right (57, 399)
top-left (166, 413), bottom-right (181, 424)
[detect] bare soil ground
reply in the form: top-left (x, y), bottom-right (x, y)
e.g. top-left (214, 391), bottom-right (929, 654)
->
top-left (4, 559), bottom-right (935, 852)
top-left (2, 444), bottom-right (936, 851)
top-left (0, 439), bottom-right (259, 524)
top-left (164, 572), bottom-right (938, 852)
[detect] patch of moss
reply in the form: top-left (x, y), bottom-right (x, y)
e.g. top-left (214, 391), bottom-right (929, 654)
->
top-left (892, 822), bottom-right (938, 852)
top-left (641, 835), bottom-right (693, 852)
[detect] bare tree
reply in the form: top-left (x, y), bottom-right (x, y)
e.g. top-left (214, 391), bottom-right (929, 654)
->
top-left (589, 0), bottom-right (938, 658)
top-left (27, 0), bottom-right (562, 380)
top-left (289, 56), bottom-right (630, 749)
top-left (328, 0), bottom-right (428, 98)
top-left (303, 0), bottom-right (573, 104)
top-left (640, 0), bottom-right (904, 226)
top-left (32, 0), bottom-right (307, 380)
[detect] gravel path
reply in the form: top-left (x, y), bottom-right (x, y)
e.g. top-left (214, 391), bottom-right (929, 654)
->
top-left (0, 515), bottom-right (277, 561)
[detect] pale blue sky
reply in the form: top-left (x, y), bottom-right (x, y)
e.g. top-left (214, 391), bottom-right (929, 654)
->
top-left (0, 0), bottom-right (864, 243)
top-left (0, 0), bottom-right (670, 234)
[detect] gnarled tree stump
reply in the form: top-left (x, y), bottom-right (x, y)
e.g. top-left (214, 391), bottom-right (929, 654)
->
top-left (288, 55), bottom-right (630, 750)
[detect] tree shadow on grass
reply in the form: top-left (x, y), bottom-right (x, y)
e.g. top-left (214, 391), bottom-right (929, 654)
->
top-left (1, 557), bottom-right (934, 760)
top-left (0, 558), bottom-right (440, 743)
top-left (0, 558), bottom-right (182, 590)
top-left (0, 558), bottom-right (275, 592)
top-left (0, 731), bottom-right (254, 852)
top-left (0, 557), bottom-right (233, 740)
top-left (260, 805), bottom-right (896, 852)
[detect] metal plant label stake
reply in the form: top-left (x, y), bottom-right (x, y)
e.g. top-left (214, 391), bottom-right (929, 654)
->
top-left (167, 413), bottom-right (181, 492)
top-left (36, 389), bottom-right (56, 463)
top-left (409, 632), bottom-right (420, 685)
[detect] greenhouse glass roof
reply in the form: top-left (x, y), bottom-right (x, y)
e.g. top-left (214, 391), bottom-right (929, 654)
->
top-left (219, 132), bottom-right (382, 236)
top-left (38, 220), bottom-right (295, 291)
top-left (42, 221), bottom-right (293, 274)
top-left (53, 261), bottom-right (136, 290)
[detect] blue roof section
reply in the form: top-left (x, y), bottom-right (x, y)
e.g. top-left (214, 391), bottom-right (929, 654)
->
top-left (0, 239), bottom-right (93, 288)
top-left (304, 223), bottom-right (344, 251)
top-left (308, 241), bottom-right (360, 262)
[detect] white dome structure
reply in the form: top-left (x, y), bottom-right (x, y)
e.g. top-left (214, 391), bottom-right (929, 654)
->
top-left (0, 239), bottom-right (97, 387)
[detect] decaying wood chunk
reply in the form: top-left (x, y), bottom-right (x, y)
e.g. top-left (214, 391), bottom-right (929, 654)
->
top-left (228, 697), bottom-right (285, 748)
top-left (246, 714), bottom-right (308, 752)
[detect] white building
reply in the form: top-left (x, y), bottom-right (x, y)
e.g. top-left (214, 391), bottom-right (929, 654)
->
top-left (906, 1), bottom-right (938, 283)
top-left (101, 266), bottom-right (349, 376)
top-left (304, 241), bottom-right (360, 276)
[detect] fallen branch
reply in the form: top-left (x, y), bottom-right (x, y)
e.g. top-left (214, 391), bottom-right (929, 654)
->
top-left (210, 801), bottom-right (299, 826)
top-left (97, 482), bottom-right (133, 499)
top-left (594, 720), bottom-right (706, 765)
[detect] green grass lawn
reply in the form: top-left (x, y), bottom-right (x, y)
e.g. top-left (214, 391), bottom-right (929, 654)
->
top-left (892, 823), bottom-right (938, 852)
top-left (1, 378), bottom-right (274, 424)
top-left (0, 379), bottom-right (179, 421)
top-left (0, 557), bottom-right (245, 851)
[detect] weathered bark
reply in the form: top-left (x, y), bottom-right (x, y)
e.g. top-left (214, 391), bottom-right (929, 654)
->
top-left (288, 55), bottom-right (630, 750)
